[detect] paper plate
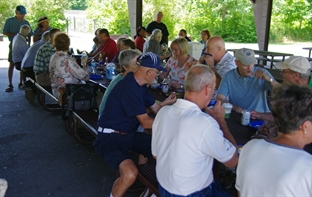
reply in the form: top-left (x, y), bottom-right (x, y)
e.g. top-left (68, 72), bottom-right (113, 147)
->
top-left (89, 74), bottom-right (103, 80)
top-left (249, 120), bottom-right (264, 129)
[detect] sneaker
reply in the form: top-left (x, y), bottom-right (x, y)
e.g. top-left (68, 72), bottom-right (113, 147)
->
top-left (18, 83), bottom-right (25, 90)
top-left (5, 85), bottom-right (13, 92)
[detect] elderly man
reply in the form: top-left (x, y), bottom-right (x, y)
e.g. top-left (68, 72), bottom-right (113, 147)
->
top-left (21, 31), bottom-right (50, 81)
top-left (11, 24), bottom-right (31, 89)
top-left (33, 28), bottom-right (60, 87)
top-left (88, 28), bottom-right (118, 62)
top-left (94, 52), bottom-right (176, 197)
top-left (146, 11), bottom-right (169, 45)
top-left (200, 36), bottom-right (236, 82)
top-left (3, 5), bottom-right (32, 92)
top-left (217, 48), bottom-right (278, 113)
top-left (152, 65), bottom-right (238, 196)
top-left (251, 56), bottom-right (311, 121)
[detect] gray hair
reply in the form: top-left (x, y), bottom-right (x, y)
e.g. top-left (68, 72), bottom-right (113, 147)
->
top-left (41, 31), bottom-right (50, 42)
top-left (150, 29), bottom-right (162, 41)
top-left (185, 64), bottom-right (215, 92)
top-left (19, 25), bottom-right (31, 36)
top-left (299, 70), bottom-right (311, 79)
top-left (119, 49), bottom-right (142, 73)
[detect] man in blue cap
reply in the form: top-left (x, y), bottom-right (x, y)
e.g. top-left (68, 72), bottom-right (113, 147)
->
top-left (3, 5), bottom-right (32, 92)
top-left (94, 52), bottom-right (176, 197)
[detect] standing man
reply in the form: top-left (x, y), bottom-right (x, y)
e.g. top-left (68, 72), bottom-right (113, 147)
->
top-left (94, 52), bottom-right (176, 197)
top-left (11, 25), bottom-right (31, 89)
top-left (33, 28), bottom-right (60, 87)
top-left (152, 65), bottom-right (238, 196)
top-left (146, 11), bottom-right (169, 45)
top-left (3, 5), bottom-right (32, 92)
top-left (22, 31), bottom-right (50, 81)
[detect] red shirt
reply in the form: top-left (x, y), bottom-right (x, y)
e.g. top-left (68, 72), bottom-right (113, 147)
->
top-left (134, 36), bottom-right (145, 52)
top-left (99, 37), bottom-right (118, 62)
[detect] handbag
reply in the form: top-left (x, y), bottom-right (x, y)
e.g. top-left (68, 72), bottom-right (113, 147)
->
top-left (66, 83), bottom-right (97, 111)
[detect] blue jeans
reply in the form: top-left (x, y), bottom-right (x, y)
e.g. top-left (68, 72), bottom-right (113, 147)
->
top-left (158, 181), bottom-right (233, 197)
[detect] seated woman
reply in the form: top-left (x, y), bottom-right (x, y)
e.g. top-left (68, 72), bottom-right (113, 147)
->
top-left (111, 38), bottom-right (136, 68)
top-left (134, 26), bottom-right (146, 52)
top-left (49, 32), bottom-right (89, 99)
top-left (199, 29), bottom-right (211, 65)
top-left (143, 29), bottom-right (171, 61)
top-left (178, 29), bottom-right (191, 42)
top-left (109, 36), bottom-right (127, 64)
top-left (33, 16), bottom-right (51, 43)
top-left (159, 37), bottom-right (198, 89)
top-left (236, 84), bottom-right (312, 197)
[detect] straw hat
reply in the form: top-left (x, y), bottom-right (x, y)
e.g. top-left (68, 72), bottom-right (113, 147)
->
top-left (37, 16), bottom-right (49, 26)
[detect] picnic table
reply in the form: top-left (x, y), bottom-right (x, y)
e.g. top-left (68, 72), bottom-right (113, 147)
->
top-left (227, 49), bottom-right (293, 68)
top-left (302, 47), bottom-right (312, 61)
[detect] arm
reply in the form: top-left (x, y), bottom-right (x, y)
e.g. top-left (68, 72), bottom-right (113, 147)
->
top-left (33, 35), bottom-right (39, 43)
top-left (3, 31), bottom-right (16, 37)
top-left (216, 94), bottom-right (244, 113)
top-left (250, 110), bottom-right (273, 121)
top-left (206, 101), bottom-right (238, 168)
top-left (165, 36), bottom-right (168, 45)
top-left (253, 69), bottom-right (279, 87)
top-left (137, 113), bottom-right (154, 129)
top-left (149, 92), bottom-right (176, 114)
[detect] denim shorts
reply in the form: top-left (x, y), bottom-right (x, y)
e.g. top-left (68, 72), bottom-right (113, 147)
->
top-left (158, 180), bottom-right (232, 197)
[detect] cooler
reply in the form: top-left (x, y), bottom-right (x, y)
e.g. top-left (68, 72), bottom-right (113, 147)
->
top-left (188, 42), bottom-right (204, 60)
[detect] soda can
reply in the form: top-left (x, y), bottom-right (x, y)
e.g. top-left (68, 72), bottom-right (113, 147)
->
top-left (241, 110), bottom-right (250, 126)
top-left (162, 83), bottom-right (169, 93)
top-left (208, 100), bottom-right (217, 108)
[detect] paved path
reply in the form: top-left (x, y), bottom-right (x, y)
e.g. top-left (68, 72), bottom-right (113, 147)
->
top-left (0, 62), bottom-right (140, 197)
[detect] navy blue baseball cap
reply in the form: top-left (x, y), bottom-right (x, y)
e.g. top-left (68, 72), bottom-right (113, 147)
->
top-left (136, 52), bottom-right (167, 72)
top-left (16, 5), bottom-right (27, 15)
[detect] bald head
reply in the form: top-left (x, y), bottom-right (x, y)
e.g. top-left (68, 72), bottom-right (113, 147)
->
top-left (205, 36), bottom-right (226, 63)
top-left (185, 64), bottom-right (215, 92)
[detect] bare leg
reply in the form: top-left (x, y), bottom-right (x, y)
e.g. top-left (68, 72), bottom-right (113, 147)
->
top-left (138, 154), bottom-right (148, 165)
top-left (8, 62), bottom-right (14, 86)
top-left (19, 72), bottom-right (23, 84)
top-left (111, 159), bottom-right (138, 197)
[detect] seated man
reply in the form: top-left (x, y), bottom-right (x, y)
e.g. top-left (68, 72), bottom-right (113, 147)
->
top-left (21, 31), bottom-right (50, 81)
top-left (12, 24), bottom-right (31, 89)
top-left (87, 28), bottom-right (118, 62)
top-left (251, 56), bottom-right (311, 121)
top-left (217, 48), bottom-right (278, 113)
top-left (33, 28), bottom-right (60, 87)
top-left (199, 36), bottom-right (236, 89)
top-left (94, 52), bottom-right (176, 197)
top-left (110, 38), bottom-right (136, 67)
top-left (152, 65), bottom-right (238, 196)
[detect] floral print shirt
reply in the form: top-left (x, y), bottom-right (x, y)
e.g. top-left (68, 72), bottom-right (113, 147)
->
top-left (49, 51), bottom-right (89, 97)
top-left (166, 55), bottom-right (198, 85)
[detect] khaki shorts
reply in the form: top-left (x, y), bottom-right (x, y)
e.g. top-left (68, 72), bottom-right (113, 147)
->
top-left (35, 73), bottom-right (51, 86)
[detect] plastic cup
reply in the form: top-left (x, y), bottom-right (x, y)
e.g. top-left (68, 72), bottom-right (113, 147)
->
top-left (222, 103), bottom-right (233, 119)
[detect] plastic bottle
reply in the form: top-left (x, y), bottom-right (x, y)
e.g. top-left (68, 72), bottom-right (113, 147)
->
top-left (103, 57), bottom-right (108, 72)
top-left (106, 63), bottom-right (112, 80)
top-left (111, 64), bottom-right (116, 80)
top-left (91, 59), bottom-right (96, 74)
top-left (162, 77), bottom-right (169, 93)
top-left (98, 54), bottom-right (103, 68)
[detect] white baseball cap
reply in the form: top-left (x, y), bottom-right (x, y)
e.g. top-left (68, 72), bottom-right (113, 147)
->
top-left (275, 56), bottom-right (311, 74)
top-left (235, 48), bottom-right (257, 65)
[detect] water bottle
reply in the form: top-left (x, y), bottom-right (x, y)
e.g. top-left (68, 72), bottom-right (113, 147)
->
top-left (162, 77), bottom-right (169, 93)
top-left (98, 54), bottom-right (103, 68)
top-left (103, 57), bottom-right (108, 72)
top-left (106, 63), bottom-right (112, 80)
top-left (81, 51), bottom-right (87, 59)
top-left (91, 59), bottom-right (96, 74)
top-left (111, 64), bottom-right (116, 80)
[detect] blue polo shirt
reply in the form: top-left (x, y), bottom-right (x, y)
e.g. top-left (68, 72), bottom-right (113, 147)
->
top-left (12, 34), bottom-right (29, 62)
top-left (218, 67), bottom-right (273, 112)
top-left (21, 39), bottom-right (46, 68)
top-left (3, 16), bottom-right (32, 42)
top-left (98, 72), bottom-right (155, 133)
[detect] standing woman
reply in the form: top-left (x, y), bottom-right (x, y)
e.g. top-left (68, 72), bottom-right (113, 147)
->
top-left (159, 37), bottom-right (198, 89)
top-left (49, 32), bottom-right (89, 99)
top-left (33, 16), bottom-right (51, 43)
top-left (134, 26), bottom-right (146, 52)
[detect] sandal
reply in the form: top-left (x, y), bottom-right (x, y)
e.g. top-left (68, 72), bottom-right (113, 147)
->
top-left (18, 83), bottom-right (25, 90)
top-left (5, 85), bottom-right (13, 92)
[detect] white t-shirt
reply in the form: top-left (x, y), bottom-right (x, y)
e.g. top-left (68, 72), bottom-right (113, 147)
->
top-left (152, 99), bottom-right (236, 195)
top-left (236, 139), bottom-right (312, 197)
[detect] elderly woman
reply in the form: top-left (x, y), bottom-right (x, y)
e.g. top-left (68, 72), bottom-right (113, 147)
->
top-left (159, 37), bottom-right (198, 89)
top-left (33, 16), bottom-right (51, 43)
top-left (143, 29), bottom-right (171, 60)
top-left (236, 84), bottom-right (312, 197)
top-left (49, 32), bottom-right (89, 98)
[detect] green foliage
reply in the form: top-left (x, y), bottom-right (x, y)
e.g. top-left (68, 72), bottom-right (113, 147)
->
top-left (69, 0), bottom-right (87, 10)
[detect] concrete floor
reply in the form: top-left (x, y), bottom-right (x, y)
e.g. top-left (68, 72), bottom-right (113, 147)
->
top-left (0, 63), bottom-right (141, 197)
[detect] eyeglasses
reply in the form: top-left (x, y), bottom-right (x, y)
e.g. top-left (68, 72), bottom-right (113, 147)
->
top-left (147, 69), bottom-right (160, 76)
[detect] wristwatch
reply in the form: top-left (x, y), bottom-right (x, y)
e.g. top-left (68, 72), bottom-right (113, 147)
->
top-left (269, 78), bottom-right (273, 83)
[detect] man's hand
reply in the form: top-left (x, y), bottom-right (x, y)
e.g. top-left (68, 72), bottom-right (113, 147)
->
top-left (250, 110), bottom-right (260, 119)
top-left (205, 100), bottom-right (225, 123)
top-left (162, 92), bottom-right (177, 106)
top-left (204, 55), bottom-right (214, 66)
top-left (253, 70), bottom-right (270, 82)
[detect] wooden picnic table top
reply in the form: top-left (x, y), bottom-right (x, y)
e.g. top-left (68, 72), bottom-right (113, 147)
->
top-left (228, 49), bottom-right (293, 57)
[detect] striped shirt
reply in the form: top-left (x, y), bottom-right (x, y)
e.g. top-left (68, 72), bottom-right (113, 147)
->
top-left (33, 42), bottom-right (55, 73)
